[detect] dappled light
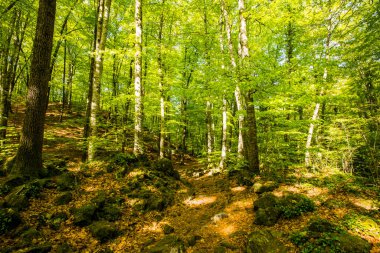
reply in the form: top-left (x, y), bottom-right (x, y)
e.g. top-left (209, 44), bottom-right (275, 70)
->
top-left (184, 195), bottom-right (217, 207)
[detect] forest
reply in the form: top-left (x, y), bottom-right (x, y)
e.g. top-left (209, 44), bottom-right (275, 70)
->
top-left (0, 0), bottom-right (379, 252)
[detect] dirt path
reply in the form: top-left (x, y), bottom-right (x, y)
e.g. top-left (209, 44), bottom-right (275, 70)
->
top-left (135, 160), bottom-right (256, 252)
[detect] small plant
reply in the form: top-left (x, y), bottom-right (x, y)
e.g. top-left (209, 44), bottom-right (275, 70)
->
top-left (279, 194), bottom-right (315, 219)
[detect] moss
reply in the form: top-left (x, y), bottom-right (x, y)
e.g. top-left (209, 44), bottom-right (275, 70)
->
top-left (247, 230), bottom-right (288, 253)
top-left (88, 221), bottom-right (119, 243)
top-left (0, 208), bottom-right (22, 235)
top-left (55, 192), bottom-right (73, 205)
top-left (55, 172), bottom-right (79, 191)
top-left (72, 205), bottom-right (97, 227)
top-left (147, 235), bottom-right (185, 253)
top-left (279, 193), bottom-right (315, 219)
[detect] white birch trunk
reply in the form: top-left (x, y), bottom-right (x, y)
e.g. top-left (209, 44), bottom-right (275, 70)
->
top-left (134, 0), bottom-right (143, 155)
top-left (158, 1), bottom-right (165, 159)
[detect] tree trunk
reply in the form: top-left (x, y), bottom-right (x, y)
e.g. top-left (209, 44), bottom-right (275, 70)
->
top-left (158, 0), bottom-right (165, 159)
top-left (10, 0), bottom-right (56, 177)
top-left (220, 96), bottom-right (228, 169)
top-left (133, 0), bottom-right (143, 155)
top-left (87, 0), bottom-right (112, 161)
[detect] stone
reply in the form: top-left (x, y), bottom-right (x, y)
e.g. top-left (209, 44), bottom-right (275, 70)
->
top-left (247, 230), bottom-right (288, 253)
top-left (187, 235), bottom-right (202, 246)
top-left (147, 235), bottom-right (186, 253)
top-left (211, 213), bottom-right (229, 223)
top-left (253, 181), bottom-right (279, 194)
top-left (55, 192), bottom-right (73, 205)
top-left (307, 218), bottom-right (337, 234)
top-left (334, 233), bottom-right (371, 253)
top-left (152, 158), bottom-right (180, 180)
top-left (0, 208), bottom-right (22, 235)
top-left (72, 204), bottom-right (97, 227)
top-left (55, 172), bottom-right (79, 191)
top-left (253, 193), bottom-right (281, 226)
top-left (88, 221), bottom-right (119, 243)
top-left (20, 228), bottom-right (41, 243)
top-left (162, 224), bottom-right (174, 234)
top-left (278, 193), bottom-right (315, 219)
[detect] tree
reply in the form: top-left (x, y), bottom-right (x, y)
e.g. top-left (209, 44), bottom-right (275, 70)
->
top-left (134, 0), bottom-right (143, 155)
top-left (9, 0), bottom-right (56, 177)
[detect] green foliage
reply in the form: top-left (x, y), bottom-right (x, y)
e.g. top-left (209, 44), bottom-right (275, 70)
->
top-left (342, 212), bottom-right (380, 238)
top-left (279, 194), bottom-right (315, 219)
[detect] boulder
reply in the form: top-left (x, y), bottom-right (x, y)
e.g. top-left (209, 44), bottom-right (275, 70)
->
top-left (55, 192), bottom-right (73, 205)
top-left (279, 193), bottom-right (315, 219)
top-left (152, 158), bottom-right (180, 180)
top-left (147, 235), bottom-right (186, 253)
top-left (0, 208), bottom-right (22, 235)
top-left (72, 204), bottom-right (97, 227)
top-left (253, 181), bottom-right (279, 194)
top-left (247, 230), bottom-right (288, 253)
top-left (88, 221), bottom-right (119, 243)
top-left (55, 172), bottom-right (79, 191)
top-left (162, 224), bottom-right (174, 234)
top-left (253, 193), bottom-right (281, 226)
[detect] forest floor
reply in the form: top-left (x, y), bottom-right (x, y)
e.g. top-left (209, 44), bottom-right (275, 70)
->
top-left (0, 105), bottom-right (379, 253)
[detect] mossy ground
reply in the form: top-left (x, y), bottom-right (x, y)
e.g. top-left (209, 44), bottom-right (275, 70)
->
top-left (0, 105), bottom-right (378, 252)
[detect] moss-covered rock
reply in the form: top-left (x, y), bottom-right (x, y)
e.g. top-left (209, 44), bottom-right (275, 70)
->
top-left (253, 193), bottom-right (281, 226)
top-left (0, 208), bottom-right (21, 235)
top-left (228, 169), bottom-right (254, 186)
top-left (152, 158), bottom-right (180, 180)
top-left (88, 221), bottom-right (119, 243)
top-left (247, 230), bottom-right (288, 253)
top-left (253, 181), bottom-right (279, 194)
top-left (146, 235), bottom-right (185, 253)
top-left (20, 228), bottom-right (41, 243)
top-left (72, 204), bottom-right (97, 227)
top-left (56, 243), bottom-right (73, 253)
top-left (55, 191), bottom-right (73, 205)
top-left (290, 218), bottom-right (372, 253)
top-left (162, 224), bottom-right (174, 234)
top-left (55, 172), bottom-right (79, 191)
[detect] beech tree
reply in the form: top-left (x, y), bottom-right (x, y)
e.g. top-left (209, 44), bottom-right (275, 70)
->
top-left (8, 0), bottom-right (56, 177)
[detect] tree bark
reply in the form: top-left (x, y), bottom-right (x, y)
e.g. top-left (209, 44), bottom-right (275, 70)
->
top-left (10, 0), bottom-right (56, 177)
top-left (87, 0), bottom-right (112, 161)
top-left (133, 0), bottom-right (143, 155)
top-left (158, 0), bottom-right (165, 159)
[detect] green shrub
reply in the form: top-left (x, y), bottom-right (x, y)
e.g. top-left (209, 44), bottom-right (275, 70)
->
top-left (279, 194), bottom-right (315, 219)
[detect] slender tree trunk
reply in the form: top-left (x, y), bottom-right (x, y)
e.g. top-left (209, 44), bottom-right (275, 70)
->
top-left (238, 0), bottom-right (259, 173)
top-left (220, 97), bottom-right (228, 169)
top-left (158, 0), bottom-right (165, 159)
top-left (88, 0), bottom-right (112, 161)
top-left (10, 0), bottom-right (56, 177)
top-left (59, 38), bottom-right (67, 122)
top-left (305, 19), bottom-right (331, 167)
top-left (133, 0), bottom-right (143, 155)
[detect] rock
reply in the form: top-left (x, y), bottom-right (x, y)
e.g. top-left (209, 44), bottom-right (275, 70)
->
top-left (253, 181), bottom-right (279, 194)
top-left (4, 188), bottom-right (29, 210)
top-left (20, 228), bottom-right (41, 243)
top-left (55, 172), bottom-right (79, 191)
top-left (44, 158), bottom-right (68, 177)
top-left (162, 224), bottom-right (174, 234)
top-left (253, 193), bottom-right (279, 210)
top-left (0, 208), bottom-right (22, 235)
top-left (211, 213), bottom-right (229, 223)
top-left (187, 235), bottom-right (202, 246)
top-left (307, 218), bottom-right (337, 234)
top-left (49, 212), bottom-right (68, 230)
top-left (98, 204), bottom-right (122, 221)
top-left (152, 158), bottom-right (180, 180)
top-left (247, 230), bottom-right (288, 253)
top-left (57, 243), bottom-right (73, 253)
top-left (55, 192), bottom-right (73, 205)
top-left (72, 204), bottom-right (97, 227)
top-left (253, 193), bottom-right (281, 226)
top-left (88, 221), bottom-right (119, 243)
top-left (228, 169), bottom-right (253, 186)
top-left (147, 235), bottom-right (185, 253)
top-left (254, 208), bottom-right (281, 226)
top-left (334, 233), bottom-right (372, 253)
top-left (24, 244), bottom-right (52, 253)
top-left (279, 193), bottom-right (315, 219)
